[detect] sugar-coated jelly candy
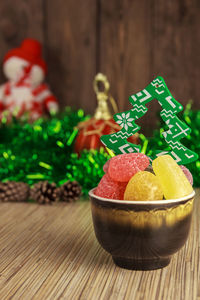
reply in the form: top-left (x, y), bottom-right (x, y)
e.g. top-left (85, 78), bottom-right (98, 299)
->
top-left (180, 165), bottom-right (193, 186)
top-left (108, 153), bottom-right (149, 182)
top-left (123, 171), bottom-right (163, 201)
top-left (103, 159), bottom-right (110, 173)
top-left (152, 155), bottom-right (193, 199)
top-left (95, 173), bottom-right (127, 200)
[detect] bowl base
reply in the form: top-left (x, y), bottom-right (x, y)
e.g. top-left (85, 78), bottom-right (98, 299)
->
top-left (112, 256), bottom-right (171, 270)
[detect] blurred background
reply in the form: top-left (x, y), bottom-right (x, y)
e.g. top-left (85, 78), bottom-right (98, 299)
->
top-left (0, 0), bottom-right (199, 133)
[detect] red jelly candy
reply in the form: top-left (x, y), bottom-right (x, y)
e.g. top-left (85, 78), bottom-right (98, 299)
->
top-left (180, 165), bottom-right (193, 186)
top-left (103, 159), bottom-right (110, 173)
top-left (95, 173), bottom-right (127, 200)
top-left (108, 153), bottom-right (149, 182)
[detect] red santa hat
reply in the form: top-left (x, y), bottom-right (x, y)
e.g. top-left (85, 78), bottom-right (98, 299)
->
top-left (3, 38), bottom-right (47, 74)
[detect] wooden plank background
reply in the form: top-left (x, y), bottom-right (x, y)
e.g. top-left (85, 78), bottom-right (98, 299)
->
top-left (0, 0), bottom-right (199, 132)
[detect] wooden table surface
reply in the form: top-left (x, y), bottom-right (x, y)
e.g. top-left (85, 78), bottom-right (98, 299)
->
top-left (0, 190), bottom-right (199, 300)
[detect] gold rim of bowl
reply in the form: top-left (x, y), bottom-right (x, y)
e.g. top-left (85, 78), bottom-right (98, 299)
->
top-left (89, 188), bottom-right (195, 205)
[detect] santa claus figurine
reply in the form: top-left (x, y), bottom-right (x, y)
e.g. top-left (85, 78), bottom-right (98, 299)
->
top-left (0, 38), bottom-right (59, 121)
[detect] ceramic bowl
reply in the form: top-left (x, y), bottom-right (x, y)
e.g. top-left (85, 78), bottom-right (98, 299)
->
top-left (89, 188), bottom-right (195, 270)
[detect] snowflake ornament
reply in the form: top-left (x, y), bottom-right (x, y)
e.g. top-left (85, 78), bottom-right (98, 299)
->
top-left (116, 112), bottom-right (134, 131)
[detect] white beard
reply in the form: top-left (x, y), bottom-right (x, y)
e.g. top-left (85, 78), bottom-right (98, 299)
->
top-left (5, 86), bottom-right (34, 111)
top-left (3, 57), bottom-right (45, 86)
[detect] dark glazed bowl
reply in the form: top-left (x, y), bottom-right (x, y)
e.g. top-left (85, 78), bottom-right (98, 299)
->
top-left (89, 188), bottom-right (195, 270)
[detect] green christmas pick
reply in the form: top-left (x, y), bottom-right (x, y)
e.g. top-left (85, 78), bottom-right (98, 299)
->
top-left (100, 76), bottom-right (198, 165)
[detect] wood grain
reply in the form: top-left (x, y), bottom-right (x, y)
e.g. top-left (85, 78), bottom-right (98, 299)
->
top-left (45, 0), bottom-right (97, 111)
top-left (152, 0), bottom-right (200, 110)
top-left (0, 190), bottom-right (199, 299)
top-left (98, 0), bottom-right (152, 111)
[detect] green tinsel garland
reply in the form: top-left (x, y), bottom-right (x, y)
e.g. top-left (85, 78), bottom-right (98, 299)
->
top-left (140, 103), bottom-right (200, 187)
top-left (67, 148), bottom-right (110, 196)
top-left (0, 107), bottom-right (110, 196)
top-left (1, 103), bottom-right (199, 197)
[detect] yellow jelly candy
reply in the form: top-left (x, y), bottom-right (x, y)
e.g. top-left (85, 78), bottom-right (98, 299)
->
top-left (152, 155), bottom-right (193, 199)
top-left (124, 171), bottom-right (164, 201)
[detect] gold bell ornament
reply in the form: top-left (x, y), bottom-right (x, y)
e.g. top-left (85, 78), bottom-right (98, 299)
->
top-left (74, 73), bottom-right (139, 154)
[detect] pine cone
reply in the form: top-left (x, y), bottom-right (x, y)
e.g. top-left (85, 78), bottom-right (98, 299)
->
top-left (60, 181), bottom-right (82, 202)
top-left (30, 181), bottom-right (60, 204)
top-left (0, 181), bottom-right (30, 202)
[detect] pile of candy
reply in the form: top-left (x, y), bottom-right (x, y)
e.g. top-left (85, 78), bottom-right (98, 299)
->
top-left (95, 153), bottom-right (193, 201)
